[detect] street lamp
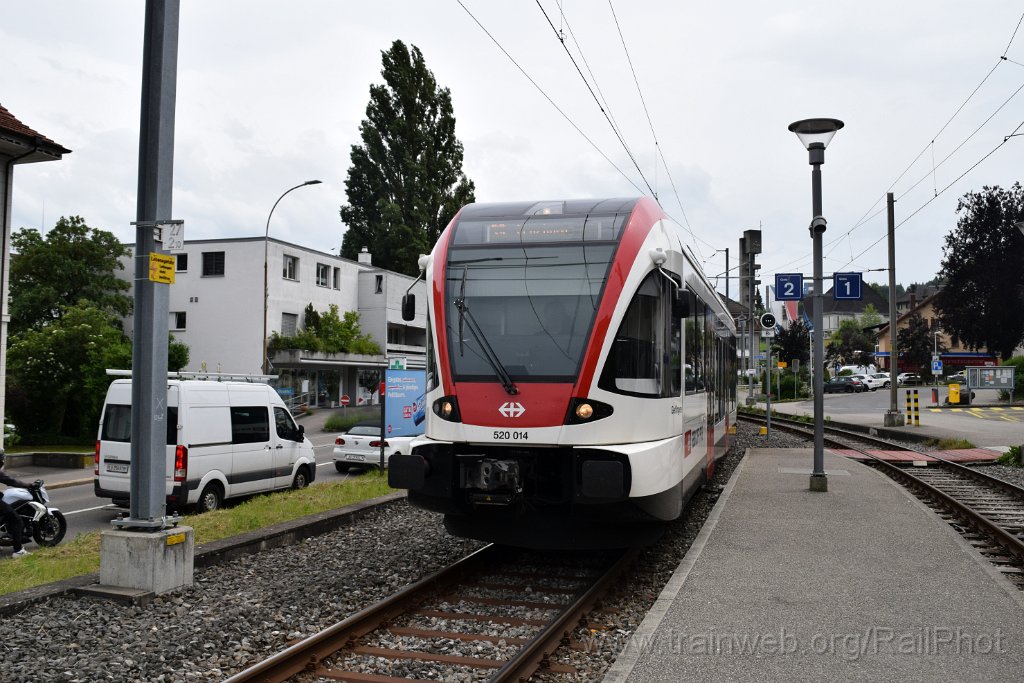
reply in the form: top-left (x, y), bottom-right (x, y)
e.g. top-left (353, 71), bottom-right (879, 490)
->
top-left (263, 180), bottom-right (322, 374)
top-left (789, 117), bottom-right (844, 493)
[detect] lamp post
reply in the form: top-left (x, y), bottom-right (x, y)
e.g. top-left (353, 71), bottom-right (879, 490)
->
top-left (262, 180), bottom-right (322, 374)
top-left (789, 117), bottom-right (844, 493)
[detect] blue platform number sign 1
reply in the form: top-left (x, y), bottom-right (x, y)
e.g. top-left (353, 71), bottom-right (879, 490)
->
top-left (775, 273), bottom-right (803, 301)
top-left (833, 272), bottom-right (863, 300)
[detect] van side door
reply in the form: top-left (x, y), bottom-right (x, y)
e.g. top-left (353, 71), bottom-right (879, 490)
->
top-left (272, 407), bottom-right (307, 487)
top-left (230, 406), bottom-right (273, 495)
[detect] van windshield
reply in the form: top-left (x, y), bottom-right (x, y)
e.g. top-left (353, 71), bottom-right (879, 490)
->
top-left (101, 404), bottom-right (178, 445)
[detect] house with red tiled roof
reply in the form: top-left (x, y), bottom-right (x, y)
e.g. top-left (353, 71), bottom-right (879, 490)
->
top-left (0, 102), bottom-right (71, 447)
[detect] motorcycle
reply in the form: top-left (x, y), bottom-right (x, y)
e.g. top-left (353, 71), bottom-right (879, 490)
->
top-left (1, 480), bottom-right (67, 548)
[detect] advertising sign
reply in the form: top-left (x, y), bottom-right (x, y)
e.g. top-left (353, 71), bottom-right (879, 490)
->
top-left (384, 369), bottom-right (427, 437)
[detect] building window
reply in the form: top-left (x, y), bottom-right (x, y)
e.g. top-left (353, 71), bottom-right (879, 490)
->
top-left (281, 312), bottom-right (298, 336)
top-left (282, 255), bottom-right (299, 281)
top-left (172, 311), bottom-right (186, 330)
top-left (375, 274), bottom-right (383, 294)
top-left (175, 253), bottom-right (188, 272)
top-left (333, 267), bottom-right (340, 290)
top-left (316, 262), bottom-right (330, 287)
top-left (202, 251), bottom-right (225, 276)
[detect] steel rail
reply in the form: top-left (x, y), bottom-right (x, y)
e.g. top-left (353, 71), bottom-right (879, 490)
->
top-left (222, 544), bottom-right (497, 683)
top-left (490, 546), bottom-right (640, 682)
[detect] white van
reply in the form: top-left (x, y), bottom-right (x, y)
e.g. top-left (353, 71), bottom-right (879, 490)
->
top-left (94, 379), bottom-right (317, 513)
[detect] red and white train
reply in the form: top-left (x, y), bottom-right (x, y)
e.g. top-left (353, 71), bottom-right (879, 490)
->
top-left (391, 197), bottom-right (737, 547)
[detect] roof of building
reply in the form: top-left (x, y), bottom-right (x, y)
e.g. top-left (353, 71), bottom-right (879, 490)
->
top-left (801, 282), bottom-right (889, 319)
top-left (0, 102), bottom-right (71, 163)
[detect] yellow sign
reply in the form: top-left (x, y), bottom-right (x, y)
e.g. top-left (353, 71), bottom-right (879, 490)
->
top-left (778, 361), bottom-right (788, 368)
top-left (165, 532), bottom-right (186, 546)
top-left (149, 253), bottom-right (175, 284)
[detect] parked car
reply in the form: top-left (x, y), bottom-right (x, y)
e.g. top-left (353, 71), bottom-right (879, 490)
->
top-left (333, 422), bottom-right (421, 473)
top-left (946, 371), bottom-right (967, 384)
top-left (850, 373), bottom-right (884, 391)
top-left (869, 372), bottom-right (893, 389)
top-left (823, 376), bottom-right (866, 393)
top-left (896, 373), bottom-right (923, 386)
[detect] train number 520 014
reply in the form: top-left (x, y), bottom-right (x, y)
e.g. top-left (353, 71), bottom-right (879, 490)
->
top-left (493, 431), bottom-right (529, 441)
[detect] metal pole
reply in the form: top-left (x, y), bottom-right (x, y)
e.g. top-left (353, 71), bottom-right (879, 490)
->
top-left (765, 343), bottom-right (772, 435)
top-left (884, 192), bottom-right (905, 426)
top-left (749, 251), bottom-right (756, 397)
top-left (125, 0), bottom-right (179, 528)
top-left (809, 145), bottom-right (827, 492)
top-left (724, 248), bottom-right (729, 301)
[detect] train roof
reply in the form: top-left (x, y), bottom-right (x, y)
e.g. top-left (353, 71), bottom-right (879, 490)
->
top-left (456, 198), bottom-right (641, 219)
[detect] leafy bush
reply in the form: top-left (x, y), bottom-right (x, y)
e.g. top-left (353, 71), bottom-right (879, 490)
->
top-left (268, 305), bottom-right (381, 356)
top-left (996, 445), bottom-right (1022, 466)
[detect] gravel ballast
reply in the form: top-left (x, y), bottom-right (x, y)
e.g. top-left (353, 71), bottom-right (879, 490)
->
top-left (1, 423), bottom-right (1017, 682)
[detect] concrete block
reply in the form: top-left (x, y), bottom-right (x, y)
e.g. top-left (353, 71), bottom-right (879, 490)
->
top-left (99, 526), bottom-right (194, 594)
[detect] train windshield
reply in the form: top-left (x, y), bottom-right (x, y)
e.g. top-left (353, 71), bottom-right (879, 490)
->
top-left (445, 216), bottom-right (621, 382)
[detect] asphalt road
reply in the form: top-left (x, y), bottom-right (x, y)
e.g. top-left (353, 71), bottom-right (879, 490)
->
top-left (758, 384), bottom-right (1023, 447)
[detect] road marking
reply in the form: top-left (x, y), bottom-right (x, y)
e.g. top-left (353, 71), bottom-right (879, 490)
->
top-left (65, 504), bottom-right (120, 516)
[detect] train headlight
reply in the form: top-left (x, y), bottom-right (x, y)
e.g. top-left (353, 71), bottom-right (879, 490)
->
top-left (575, 403), bottom-right (594, 419)
top-left (565, 397), bottom-right (613, 425)
top-left (432, 396), bottom-right (462, 423)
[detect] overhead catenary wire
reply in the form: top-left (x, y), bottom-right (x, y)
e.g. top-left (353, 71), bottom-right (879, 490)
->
top-left (835, 116), bottom-right (1024, 272)
top-left (454, 0), bottom-right (646, 195)
top-left (533, 0), bottom-right (655, 197)
top-left (824, 10), bottom-right (1024, 259)
top-left (606, 0), bottom-right (702, 258)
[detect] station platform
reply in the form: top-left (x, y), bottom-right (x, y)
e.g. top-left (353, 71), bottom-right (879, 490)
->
top-left (605, 448), bottom-right (1024, 682)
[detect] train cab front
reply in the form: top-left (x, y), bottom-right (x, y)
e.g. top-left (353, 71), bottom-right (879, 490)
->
top-left (390, 436), bottom-right (641, 543)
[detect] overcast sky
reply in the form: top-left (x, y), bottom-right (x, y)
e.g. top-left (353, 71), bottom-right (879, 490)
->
top-left (4, 1), bottom-right (1023, 296)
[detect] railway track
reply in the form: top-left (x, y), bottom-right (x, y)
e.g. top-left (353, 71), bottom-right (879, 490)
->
top-left (738, 412), bottom-right (1024, 588)
top-left (225, 544), bottom-right (638, 682)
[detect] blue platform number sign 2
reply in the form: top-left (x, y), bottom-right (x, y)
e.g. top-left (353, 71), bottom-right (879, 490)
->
top-left (833, 272), bottom-right (863, 300)
top-left (775, 274), bottom-right (803, 301)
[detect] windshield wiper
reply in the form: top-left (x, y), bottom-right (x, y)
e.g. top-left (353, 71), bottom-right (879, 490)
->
top-left (454, 267), bottom-right (519, 395)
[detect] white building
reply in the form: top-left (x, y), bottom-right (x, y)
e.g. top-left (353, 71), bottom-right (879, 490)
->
top-left (120, 237), bottom-right (427, 408)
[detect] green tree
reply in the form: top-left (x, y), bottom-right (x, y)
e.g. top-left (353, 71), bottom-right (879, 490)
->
top-left (897, 312), bottom-right (932, 375)
top-left (859, 304), bottom-right (883, 329)
top-left (339, 40), bottom-right (476, 276)
top-left (826, 319), bottom-right (876, 367)
top-left (771, 320), bottom-right (810, 367)
top-left (934, 183), bottom-right (1024, 360)
top-left (9, 216), bottom-right (131, 334)
top-left (7, 304), bottom-right (131, 437)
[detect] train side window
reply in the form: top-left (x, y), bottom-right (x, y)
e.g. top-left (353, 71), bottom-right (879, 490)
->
top-left (685, 298), bottom-right (707, 395)
top-left (599, 271), bottom-right (678, 398)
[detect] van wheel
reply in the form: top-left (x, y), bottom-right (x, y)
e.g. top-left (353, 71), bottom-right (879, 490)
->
top-left (292, 467), bottom-right (310, 489)
top-left (196, 483), bottom-right (223, 514)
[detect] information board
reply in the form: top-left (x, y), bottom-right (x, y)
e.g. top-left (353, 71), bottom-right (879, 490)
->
top-left (967, 366), bottom-right (1015, 391)
top-left (384, 369), bottom-right (427, 436)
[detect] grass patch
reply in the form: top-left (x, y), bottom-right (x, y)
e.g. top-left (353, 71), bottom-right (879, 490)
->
top-left (924, 437), bottom-right (976, 450)
top-left (0, 473), bottom-right (396, 596)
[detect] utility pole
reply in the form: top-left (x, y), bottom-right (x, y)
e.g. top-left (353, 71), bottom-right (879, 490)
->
top-left (884, 192), bottom-right (905, 426)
